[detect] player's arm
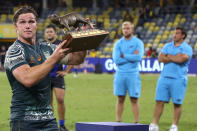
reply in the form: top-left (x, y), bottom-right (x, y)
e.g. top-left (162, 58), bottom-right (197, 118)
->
top-left (167, 53), bottom-right (190, 64)
top-left (123, 41), bottom-right (144, 62)
top-left (158, 53), bottom-right (171, 63)
top-left (112, 43), bottom-right (128, 65)
top-left (13, 40), bottom-right (71, 88)
top-left (67, 51), bottom-right (87, 65)
top-left (56, 65), bottom-right (73, 77)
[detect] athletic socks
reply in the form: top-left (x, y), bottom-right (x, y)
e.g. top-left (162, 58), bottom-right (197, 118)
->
top-left (59, 120), bottom-right (65, 126)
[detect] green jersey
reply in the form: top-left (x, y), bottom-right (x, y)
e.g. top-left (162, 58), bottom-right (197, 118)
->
top-left (4, 39), bottom-right (55, 121)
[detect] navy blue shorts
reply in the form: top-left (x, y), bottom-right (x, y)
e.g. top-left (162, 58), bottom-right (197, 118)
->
top-left (50, 76), bottom-right (65, 89)
top-left (10, 119), bottom-right (59, 131)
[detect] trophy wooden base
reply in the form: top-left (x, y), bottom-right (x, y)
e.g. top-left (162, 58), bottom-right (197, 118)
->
top-left (62, 29), bottom-right (109, 52)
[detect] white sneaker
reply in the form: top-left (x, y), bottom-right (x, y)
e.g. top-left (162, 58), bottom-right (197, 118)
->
top-left (149, 123), bottom-right (159, 131)
top-left (170, 124), bottom-right (178, 131)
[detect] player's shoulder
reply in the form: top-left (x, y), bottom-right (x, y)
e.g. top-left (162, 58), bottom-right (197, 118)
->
top-left (114, 37), bottom-right (123, 46)
top-left (7, 40), bottom-right (24, 55)
top-left (133, 36), bottom-right (143, 44)
top-left (163, 41), bottom-right (173, 48)
top-left (182, 41), bottom-right (192, 48)
top-left (182, 41), bottom-right (193, 52)
top-left (39, 40), bottom-right (49, 46)
top-left (53, 39), bottom-right (62, 45)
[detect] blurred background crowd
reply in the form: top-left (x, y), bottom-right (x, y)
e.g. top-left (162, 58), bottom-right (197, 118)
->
top-left (1, 0), bottom-right (197, 71)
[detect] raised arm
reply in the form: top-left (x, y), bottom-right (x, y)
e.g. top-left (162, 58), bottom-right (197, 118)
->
top-left (12, 40), bottom-right (71, 88)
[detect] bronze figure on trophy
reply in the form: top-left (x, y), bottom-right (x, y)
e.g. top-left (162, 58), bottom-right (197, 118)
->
top-left (48, 12), bottom-right (109, 52)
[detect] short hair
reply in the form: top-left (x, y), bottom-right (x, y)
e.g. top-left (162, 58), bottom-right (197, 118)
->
top-left (13, 6), bottom-right (38, 24)
top-left (45, 24), bottom-right (57, 32)
top-left (176, 27), bottom-right (187, 39)
top-left (122, 21), bottom-right (134, 29)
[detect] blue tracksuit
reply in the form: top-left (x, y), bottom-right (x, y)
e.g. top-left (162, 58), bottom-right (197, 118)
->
top-left (156, 41), bottom-right (193, 104)
top-left (112, 35), bottom-right (144, 97)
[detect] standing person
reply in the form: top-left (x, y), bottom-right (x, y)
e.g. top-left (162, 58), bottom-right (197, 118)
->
top-left (149, 27), bottom-right (193, 131)
top-left (112, 21), bottom-right (144, 123)
top-left (44, 25), bottom-right (73, 131)
top-left (0, 45), bottom-right (6, 71)
top-left (4, 6), bottom-right (87, 131)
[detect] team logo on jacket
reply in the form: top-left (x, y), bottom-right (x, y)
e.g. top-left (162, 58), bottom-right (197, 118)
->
top-left (29, 56), bottom-right (35, 63)
top-left (37, 55), bottom-right (42, 61)
top-left (43, 51), bottom-right (50, 59)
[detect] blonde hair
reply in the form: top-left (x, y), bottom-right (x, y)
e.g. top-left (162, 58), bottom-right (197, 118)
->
top-left (122, 21), bottom-right (134, 29)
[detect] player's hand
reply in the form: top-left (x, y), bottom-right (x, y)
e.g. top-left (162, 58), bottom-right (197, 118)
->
top-left (120, 54), bottom-right (124, 58)
top-left (52, 40), bottom-right (72, 61)
top-left (176, 53), bottom-right (182, 56)
top-left (134, 50), bottom-right (139, 54)
top-left (56, 71), bottom-right (67, 77)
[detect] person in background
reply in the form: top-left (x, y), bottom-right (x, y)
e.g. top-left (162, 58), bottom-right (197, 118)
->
top-left (147, 47), bottom-right (153, 57)
top-left (44, 24), bottom-right (73, 131)
top-left (0, 45), bottom-right (6, 71)
top-left (149, 27), bottom-right (193, 131)
top-left (112, 21), bottom-right (144, 123)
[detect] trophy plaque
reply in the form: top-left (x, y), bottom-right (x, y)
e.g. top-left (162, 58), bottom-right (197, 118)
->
top-left (62, 29), bottom-right (109, 52)
top-left (49, 12), bottom-right (109, 52)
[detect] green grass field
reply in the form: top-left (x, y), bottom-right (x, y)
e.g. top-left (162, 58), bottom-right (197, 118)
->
top-left (0, 72), bottom-right (197, 131)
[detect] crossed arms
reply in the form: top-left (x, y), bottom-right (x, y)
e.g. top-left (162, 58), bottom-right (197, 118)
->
top-left (113, 43), bottom-right (144, 65)
top-left (158, 53), bottom-right (190, 64)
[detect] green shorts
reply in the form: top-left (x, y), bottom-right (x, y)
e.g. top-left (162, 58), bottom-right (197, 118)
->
top-left (10, 119), bottom-right (59, 131)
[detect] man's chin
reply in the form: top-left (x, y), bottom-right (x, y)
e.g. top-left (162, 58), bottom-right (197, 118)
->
top-left (124, 34), bottom-right (131, 39)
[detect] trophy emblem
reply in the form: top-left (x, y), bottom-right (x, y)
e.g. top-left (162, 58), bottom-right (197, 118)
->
top-left (48, 12), bottom-right (109, 52)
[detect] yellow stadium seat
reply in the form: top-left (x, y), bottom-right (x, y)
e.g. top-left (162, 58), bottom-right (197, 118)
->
top-left (154, 26), bottom-right (160, 32)
top-left (0, 14), bottom-right (7, 23)
top-left (146, 43), bottom-right (152, 48)
top-left (180, 18), bottom-right (186, 23)
top-left (194, 44), bottom-right (197, 49)
top-left (159, 43), bottom-right (164, 48)
top-left (192, 13), bottom-right (197, 19)
top-left (109, 31), bottom-right (116, 39)
top-left (144, 22), bottom-right (150, 28)
top-left (167, 22), bottom-right (173, 28)
top-left (154, 39), bottom-right (160, 44)
top-left (161, 34), bottom-right (168, 40)
top-left (149, 26), bottom-right (154, 31)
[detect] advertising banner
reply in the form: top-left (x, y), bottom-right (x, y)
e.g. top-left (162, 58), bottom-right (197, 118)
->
top-left (73, 58), bottom-right (197, 74)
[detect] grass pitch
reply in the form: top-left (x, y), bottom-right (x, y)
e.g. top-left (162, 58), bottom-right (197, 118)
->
top-left (0, 72), bottom-right (197, 131)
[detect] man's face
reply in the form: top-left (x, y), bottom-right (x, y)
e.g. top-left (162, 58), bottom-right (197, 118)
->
top-left (45, 28), bottom-right (56, 41)
top-left (122, 24), bottom-right (133, 38)
top-left (173, 29), bottom-right (184, 42)
top-left (14, 13), bottom-right (37, 40)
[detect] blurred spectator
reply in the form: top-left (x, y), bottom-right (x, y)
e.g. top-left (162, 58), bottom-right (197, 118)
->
top-left (123, 10), bottom-right (133, 22)
top-left (0, 45), bottom-right (6, 71)
top-left (151, 49), bottom-right (158, 58)
top-left (194, 25), bottom-right (197, 33)
top-left (89, 49), bottom-right (96, 57)
top-left (138, 6), bottom-right (146, 26)
top-left (73, 65), bottom-right (82, 77)
top-left (147, 47), bottom-right (153, 57)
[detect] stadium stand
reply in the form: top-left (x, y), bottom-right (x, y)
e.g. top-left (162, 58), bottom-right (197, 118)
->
top-left (1, 0), bottom-right (197, 58)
